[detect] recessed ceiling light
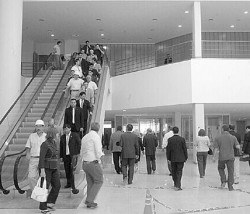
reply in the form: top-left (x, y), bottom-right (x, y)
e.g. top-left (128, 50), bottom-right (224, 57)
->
top-left (184, 10), bottom-right (189, 14)
top-left (123, 110), bottom-right (126, 112)
top-left (72, 34), bottom-right (79, 37)
top-left (178, 25), bottom-right (182, 28)
top-left (101, 33), bottom-right (104, 37)
top-left (96, 18), bottom-right (101, 21)
top-left (51, 34), bottom-right (55, 37)
top-left (39, 18), bottom-right (45, 22)
top-left (230, 25), bottom-right (235, 28)
top-left (103, 46), bottom-right (107, 50)
top-left (152, 18), bottom-right (158, 21)
top-left (208, 18), bottom-right (214, 21)
top-left (244, 11), bottom-right (248, 14)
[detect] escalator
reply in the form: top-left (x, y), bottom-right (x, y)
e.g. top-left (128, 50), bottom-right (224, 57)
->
top-left (0, 55), bottom-right (111, 210)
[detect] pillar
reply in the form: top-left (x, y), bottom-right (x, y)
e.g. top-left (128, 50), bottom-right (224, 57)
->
top-left (192, 103), bottom-right (205, 163)
top-left (159, 118), bottom-right (164, 148)
top-left (0, 0), bottom-right (23, 119)
top-left (192, 1), bottom-right (202, 58)
top-left (174, 112), bottom-right (182, 134)
top-left (64, 39), bottom-right (79, 55)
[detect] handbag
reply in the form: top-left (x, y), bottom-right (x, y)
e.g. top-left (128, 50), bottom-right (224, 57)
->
top-left (31, 177), bottom-right (48, 202)
top-left (208, 148), bottom-right (213, 155)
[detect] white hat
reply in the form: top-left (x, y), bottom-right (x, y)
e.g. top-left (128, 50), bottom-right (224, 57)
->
top-left (73, 70), bottom-right (80, 76)
top-left (35, 119), bottom-right (45, 126)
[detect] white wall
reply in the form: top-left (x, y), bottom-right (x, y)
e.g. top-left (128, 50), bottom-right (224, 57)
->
top-left (110, 60), bottom-right (192, 110)
top-left (22, 39), bottom-right (34, 62)
top-left (109, 58), bottom-right (250, 111)
top-left (191, 58), bottom-right (250, 103)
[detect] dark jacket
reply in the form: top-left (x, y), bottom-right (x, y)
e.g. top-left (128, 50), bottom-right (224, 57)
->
top-left (76, 99), bottom-right (92, 120)
top-left (143, 134), bottom-right (158, 156)
top-left (39, 138), bottom-right (58, 169)
top-left (229, 130), bottom-right (241, 156)
top-left (60, 132), bottom-right (81, 159)
top-left (120, 132), bottom-right (139, 159)
top-left (64, 106), bottom-right (84, 132)
top-left (167, 135), bottom-right (188, 162)
top-left (243, 132), bottom-right (250, 155)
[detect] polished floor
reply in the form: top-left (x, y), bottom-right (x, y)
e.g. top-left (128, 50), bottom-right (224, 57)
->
top-left (1, 149), bottom-right (250, 214)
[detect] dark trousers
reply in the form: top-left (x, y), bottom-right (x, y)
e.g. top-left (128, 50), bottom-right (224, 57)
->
top-left (146, 155), bottom-right (156, 174)
top-left (218, 159), bottom-right (234, 189)
top-left (71, 124), bottom-right (81, 138)
top-left (171, 162), bottom-right (184, 188)
top-left (63, 155), bottom-right (75, 189)
top-left (83, 119), bottom-right (88, 136)
top-left (197, 152), bottom-right (208, 177)
top-left (113, 152), bottom-right (122, 174)
top-left (82, 162), bottom-right (103, 203)
top-left (166, 153), bottom-right (172, 174)
top-left (122, 158), bottom-right (135, 184)
top-left (39, 169), bottom-right (61, 210)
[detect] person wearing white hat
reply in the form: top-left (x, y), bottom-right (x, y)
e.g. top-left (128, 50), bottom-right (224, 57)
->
top-left (25, 119), bottom-right (47, 192)
top-left (66, 70), bottom-right (84, 100)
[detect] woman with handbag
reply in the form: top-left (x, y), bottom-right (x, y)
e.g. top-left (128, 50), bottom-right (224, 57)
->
top-left (39, 128), bottom-right (61, 214)
top-left (193, 129), bottom-right (211, 178)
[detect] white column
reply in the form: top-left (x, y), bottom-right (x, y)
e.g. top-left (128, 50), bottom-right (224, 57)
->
top-left (192, 103), bottom-right (205, 163)
top-left (174, 112), bottom-right (182, 134)
top-left (0, 0), bottom-right (23, 119)
top-left (65, 39), bottom-right (79, 55)
top-left (192, 1), bottom-right (202, 58)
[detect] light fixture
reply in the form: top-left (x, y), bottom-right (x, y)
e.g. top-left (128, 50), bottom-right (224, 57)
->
top-left (178, 25), bottom-right (182, 28)
top-left (230, 25), bottom-right (235, 28)
top-left (123, 110), bottom-right (126, 112)
top-left (208, 18), bottom-right (214, 21)
top-left (152, 18), bottom-right (158, 21)
top-left (184, 10), bottom-right (189, 14)
top-left (101, 33), bottom-right (104, 37)
top-left (244, 11), bottom-right (248, 14)
top-left (103, 46), bottom-right (107, 50)
top-left (96, 18), bottom-right (101, 21)
top-left (51, 34), bottom-right (55, 37)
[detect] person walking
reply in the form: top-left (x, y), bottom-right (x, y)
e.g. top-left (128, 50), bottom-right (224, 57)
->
top-left (79, 122), bottom-right (104, 209)
top-left (162, 126), bottom-right (174, 176)
top-left (193, 129), bottom-right (211, 178)
top-left (39, 128), bottom-right (61, 214)
top-left (242, 125), bottom-right (250, 167)
top-left (25, 120), bottom-right (47, 191)
top-left (143, 128), bottom-right (158, 174)
top-left (120, 124), bottom-right (139, 185)
top-left (109, 126), bottom-right (123, 174)
top-left (229, 124), bottom-right (241, 184)
top-left (60, 124), bottom-right (81, 189)
top-left (167, 126), bottom-right (188, 191)
top-left (213, 125), bottom-right (240, 191)
top-left (52, 41), bottom-right (62, 69)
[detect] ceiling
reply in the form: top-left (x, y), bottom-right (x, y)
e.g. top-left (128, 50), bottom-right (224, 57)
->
top-left (22, 0), bottom-right (250, 121)
top-left (23, 1), bottom-right (250, 44)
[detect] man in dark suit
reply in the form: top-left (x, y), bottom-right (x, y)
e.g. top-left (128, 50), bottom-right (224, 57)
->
top-left (120, 124), bottom-right (139, 185)
top-left (167, 126), bottom-right (188, 191)
top-left (60, 124), bottom-right (81, 188)
top-left (76, 92), bottom-right (92, 137)
top-left (143, 128), bottom-right (158, 174)
top-left (64, 98), bottom-right (84, 136)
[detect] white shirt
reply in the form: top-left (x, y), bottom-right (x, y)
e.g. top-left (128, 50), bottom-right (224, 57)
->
top-left (53, 44), bottom-right (60, 55)
top-left (71, 65), bottom-right (83, 78)
top-left (67, 78), bottom-right (84, 90)
top-left (72, 108), bottom-right (75, 124)
top-left (193, 136), bottom-right (211, 152)
top-left (66, 132), bottom-right (70, 155)
top-left (87, 81), bottom-right (98, 91)
top-left (80, 130), bottom-right (104, 162)
top-left (162, 130), bottom-right (174, 148)
top-left (25, 132), bottom-right (47, 156)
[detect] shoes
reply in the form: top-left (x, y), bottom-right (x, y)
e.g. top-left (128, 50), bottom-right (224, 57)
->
top-left (234, 182), bottom-right (239, 184)
top-left (40, 210), bottom-right (51, 214)
top-left (221, 182), bottom-right (226, 188)
top-left (175, 187), bottom-right (182, 191)
top-left (128, 182), bottom-right (132, 185)
top-left (123, 177), bottom-right (128, 185)
top-left (152, 170), bottom-right (155, 174)
top-left (47, 203), bottom-right (56, 211)
top-left (85, 201), bottom-right (98, 209)
top-left (64, 184), bottom-right (71, 188)
top-left (229, 187), bottom-right (234, 191)
top-left (200, 176), bottom-right (204, 178)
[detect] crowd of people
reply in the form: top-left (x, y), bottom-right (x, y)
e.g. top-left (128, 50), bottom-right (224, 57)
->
top-left (23, 41), bottom-right (250, 212)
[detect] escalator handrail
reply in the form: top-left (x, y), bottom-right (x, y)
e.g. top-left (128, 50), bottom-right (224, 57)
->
top-left (0, 148), bottom-right (26, 194)
top-left (41, 58), bottom-right (72, 120)
top-left (13, 154), bottom-right (27, 194)
top-left (0, 68), bottom-right (53, 154)
top-left (0, 53), bottom-right (53, 125)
